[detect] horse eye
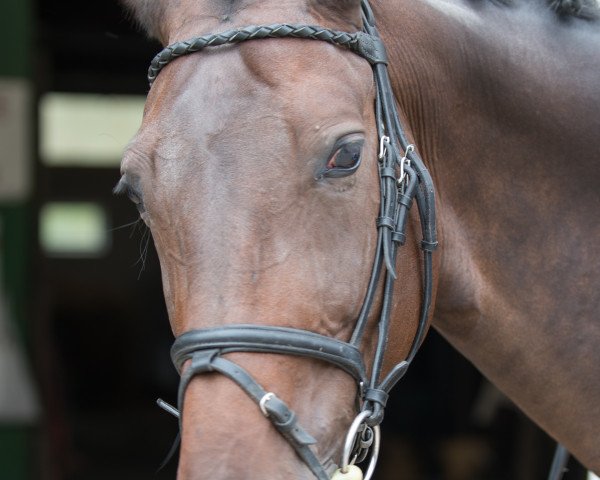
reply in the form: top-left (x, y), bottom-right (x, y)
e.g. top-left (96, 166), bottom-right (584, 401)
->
top-left (114, 176), bottom-right (145, 212)
top-left (322, 140), bottom-right (364, 178)
top-left (127, 189), bottom-right (146, 213)
top-left (127, 189), bottom-right (142, 205)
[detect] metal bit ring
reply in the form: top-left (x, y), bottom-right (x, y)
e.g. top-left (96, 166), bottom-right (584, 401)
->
top-left (340, 410), bottom-right (381, 480)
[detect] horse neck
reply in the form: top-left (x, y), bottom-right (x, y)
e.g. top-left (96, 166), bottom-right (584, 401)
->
top-left (379, 0), bottom-right (600, 471)
top-left (378, 0), bottom-right (600, 169)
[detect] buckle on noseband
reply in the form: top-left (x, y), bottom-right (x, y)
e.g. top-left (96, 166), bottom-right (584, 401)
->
top-left (259, 392), bottom-right (276, 417)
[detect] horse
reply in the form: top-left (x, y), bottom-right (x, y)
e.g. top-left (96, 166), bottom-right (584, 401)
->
top-left (118, 0), bottom-right (600, 478)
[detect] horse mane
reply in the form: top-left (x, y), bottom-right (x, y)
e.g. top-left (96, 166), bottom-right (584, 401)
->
top-left (122, 0), bottom-right (600, 40)
top-left (546, 0), bottom-right (600, 19)
top-left (490, 0), bottom-right (600, 19)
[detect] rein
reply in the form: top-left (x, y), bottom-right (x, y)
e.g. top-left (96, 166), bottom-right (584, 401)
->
top-left (149, 1), bottom-right (439, 479)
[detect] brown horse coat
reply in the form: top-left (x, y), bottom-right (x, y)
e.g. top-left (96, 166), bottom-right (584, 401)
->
top-left (120, 0), bottom-right (600, 476)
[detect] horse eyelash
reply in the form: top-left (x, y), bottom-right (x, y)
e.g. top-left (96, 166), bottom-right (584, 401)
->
top-left (113, 177), bottom-right (144, 206)
top-left (113, 177), bottom-right (129, 196)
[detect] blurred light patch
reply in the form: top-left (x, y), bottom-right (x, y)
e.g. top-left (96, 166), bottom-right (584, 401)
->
top-left (39, 202), bottom-right (109, 257)
top-left (39, 93), bottom-right (145, 167)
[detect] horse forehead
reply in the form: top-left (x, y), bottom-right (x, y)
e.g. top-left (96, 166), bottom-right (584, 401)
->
top-left (163, 0), bottom-right (321, 43)
top-left (235, 39), bottom-right (374, 119)
top-left (240, 38), bottom-right (356, 80)
top-left (144, 41), bottom-right (370, 137)
top-left (140, 53), bottom-right (256, 130)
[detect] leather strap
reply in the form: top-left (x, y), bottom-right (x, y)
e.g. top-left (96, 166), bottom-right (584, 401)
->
top-left (172, 325), bottom-right (367, 383)
top-left (178, 350), bottom-right (330, 480)
top-left (148, 24), bottom-right (387, 85)
top-left (547, 444), bottom-right (569, 480)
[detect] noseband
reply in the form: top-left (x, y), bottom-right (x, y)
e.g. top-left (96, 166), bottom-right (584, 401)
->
top-left (149, 1), bottom-right (437, 479)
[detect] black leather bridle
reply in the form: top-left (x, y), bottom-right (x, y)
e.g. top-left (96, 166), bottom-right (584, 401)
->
top-left (149, 1), bottom-right (438, 478)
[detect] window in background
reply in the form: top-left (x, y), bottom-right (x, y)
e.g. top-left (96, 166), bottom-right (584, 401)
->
top-left (39, 202), bottom-right (109, 257)
top-left (39, 93), bottom-right (145, 167)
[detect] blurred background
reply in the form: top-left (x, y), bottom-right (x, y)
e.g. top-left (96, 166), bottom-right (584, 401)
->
top-left (0, 0), bottom-right (590, 479)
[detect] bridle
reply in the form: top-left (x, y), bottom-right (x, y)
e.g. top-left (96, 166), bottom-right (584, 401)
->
top-left (149, 1), bottom-right (438, 479)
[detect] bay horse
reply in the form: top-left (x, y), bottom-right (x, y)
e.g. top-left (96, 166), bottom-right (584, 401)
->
top-left (118, 0), bottom-right (600, 478)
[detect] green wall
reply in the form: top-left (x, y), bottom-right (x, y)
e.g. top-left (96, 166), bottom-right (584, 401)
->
top-left (0, 2), bottom-right (32, 78)
top-left (0, 1), bottom-right (35, 479)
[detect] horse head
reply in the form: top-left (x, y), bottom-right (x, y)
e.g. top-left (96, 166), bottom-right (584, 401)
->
top-left (120, 0), bottom-right (436, 478)
top-left (120, 0), bottom-right (600, 476)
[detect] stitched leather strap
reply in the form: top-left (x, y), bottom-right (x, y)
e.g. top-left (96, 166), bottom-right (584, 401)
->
top-left (177, 350), bottom-right (330, 480)
top-left (172, 325), bottom-right (367, 383)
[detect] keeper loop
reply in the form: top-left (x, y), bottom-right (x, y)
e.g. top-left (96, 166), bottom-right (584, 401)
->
top-left (376, 216), bottom-right (395, 230)
top-left (190, 349), bottom-right (219, 372)
top-left (392, 231), bottom-right (406, 245)
top-left (398, 194), bottom-right (413, 209)
top-left (421, 240), bottom-right (439, 252)
top-left (272, 409), bottom-right (296, 431)
top-left (364, 388), bottom-right (389, 408)
top-left (380, 167), bottom-right (396, 179)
